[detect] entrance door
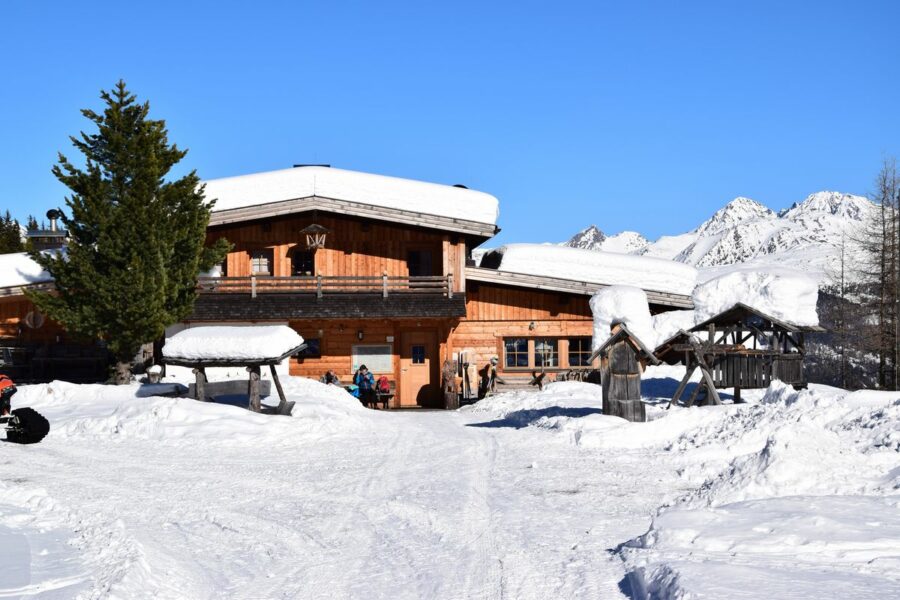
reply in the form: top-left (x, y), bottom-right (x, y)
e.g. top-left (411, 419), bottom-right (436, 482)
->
top-left (399, 331), bottom-right (440, 407)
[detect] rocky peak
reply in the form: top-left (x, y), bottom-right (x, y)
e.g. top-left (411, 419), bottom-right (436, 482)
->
top-left (694, 197), bottom-right (777, 236)
top-left (566, 225), bottom-right (606, 250)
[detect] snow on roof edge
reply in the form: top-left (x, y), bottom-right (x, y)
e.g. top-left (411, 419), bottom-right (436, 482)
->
top-left (202, 166), bottom-right (500, 227)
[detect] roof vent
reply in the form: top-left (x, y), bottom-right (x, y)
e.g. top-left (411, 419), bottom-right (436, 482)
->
top-left (293, 164), bottom-right (331, 168)
top-left (453, 184), bottom-right (468, 189)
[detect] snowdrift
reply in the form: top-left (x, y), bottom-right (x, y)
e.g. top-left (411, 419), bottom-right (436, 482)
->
top-left (13, 377), bottom-right (370, 443)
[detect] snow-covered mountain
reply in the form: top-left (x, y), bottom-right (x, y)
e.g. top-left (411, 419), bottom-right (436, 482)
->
top-left (566, 226), bottom-right (649, 254)
top-left (565, 191), bottom-right (875, 280)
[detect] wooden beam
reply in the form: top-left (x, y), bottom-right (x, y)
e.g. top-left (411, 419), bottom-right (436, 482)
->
top-left (269, 364), bottom-right (293, 416)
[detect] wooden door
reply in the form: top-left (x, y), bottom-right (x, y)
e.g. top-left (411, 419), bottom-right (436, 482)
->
top-left (399, 331), bottom-right (440, 407)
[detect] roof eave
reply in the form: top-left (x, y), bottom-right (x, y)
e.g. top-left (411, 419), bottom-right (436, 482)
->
top-left (208, 195), bottom-right (498, 239)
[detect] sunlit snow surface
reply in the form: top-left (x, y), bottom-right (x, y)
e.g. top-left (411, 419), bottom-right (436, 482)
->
top-left (2, 373), bottom-right (898, 599)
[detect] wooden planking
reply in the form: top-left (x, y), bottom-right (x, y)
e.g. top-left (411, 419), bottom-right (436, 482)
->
top-left (210, 213), bottom-right (465, 292)
top-left (0, 296), bottom-right (65, 342)
top-left (466, 282), bottom-right (592, 321)
top-left (466, 267), bottom-right (694, 309)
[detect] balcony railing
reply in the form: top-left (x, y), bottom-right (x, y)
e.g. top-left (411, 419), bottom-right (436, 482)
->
top-left (197, 274), bottom-right (454, 299)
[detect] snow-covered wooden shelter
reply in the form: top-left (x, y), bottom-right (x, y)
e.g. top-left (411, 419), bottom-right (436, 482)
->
top-left (162, 325), bottom-right (306, 415)
top-left (658, 303), bottom-right (825, 406)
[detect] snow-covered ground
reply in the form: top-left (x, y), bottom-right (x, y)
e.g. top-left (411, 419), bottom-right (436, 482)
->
top-left (2, 372), bottom-right (898, 599)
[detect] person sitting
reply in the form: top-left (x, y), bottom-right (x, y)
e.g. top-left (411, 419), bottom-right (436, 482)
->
top-left (353, 365), bottom-right (376, 408)
top-left (321, 370), bottom-right (341, 385)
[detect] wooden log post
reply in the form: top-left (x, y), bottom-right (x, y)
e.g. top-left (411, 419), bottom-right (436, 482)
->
top-left (269, 364), bottom-right (293, 415)
top-left (248, 366), bottom-right (262, 412)
top-left (441, 360), bottom-right (459, 410)
top-left (193, 367), bottom-right (208, 401)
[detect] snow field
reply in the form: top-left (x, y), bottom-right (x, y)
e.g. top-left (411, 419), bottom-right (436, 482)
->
top-left (1, 373), bottom-right (897, 599)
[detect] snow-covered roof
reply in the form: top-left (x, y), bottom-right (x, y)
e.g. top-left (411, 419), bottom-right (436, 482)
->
top-left (0, 252), bottom-right (52, 290)
top-left (491, 244), bottom-right (698, 296)
top-left (203, 166), bottom-right (500, 228)
top-left (692, 267), bottom-right (819, 327)
top-left (163, 325), bottom-right (305, 364)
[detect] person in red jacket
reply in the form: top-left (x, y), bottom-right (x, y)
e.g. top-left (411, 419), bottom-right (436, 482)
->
top-left (0, 374), bottom-right (16, 417)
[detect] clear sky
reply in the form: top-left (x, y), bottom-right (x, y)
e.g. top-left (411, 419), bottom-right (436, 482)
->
top-left (1, 1), bottom-right (898, 245)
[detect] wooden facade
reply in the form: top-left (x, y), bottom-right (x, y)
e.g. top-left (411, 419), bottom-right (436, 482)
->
top-left (1, 169), bottom-right (695, 399)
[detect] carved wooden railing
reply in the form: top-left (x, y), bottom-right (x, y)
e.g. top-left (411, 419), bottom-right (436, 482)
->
top-left (197, 274), bottom-right (454, 299)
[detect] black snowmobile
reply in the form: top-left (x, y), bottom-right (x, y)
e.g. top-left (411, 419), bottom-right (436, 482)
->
top-left (1, 375), bottom-right (49, 444)
top-left (2, 408), bottom-right (50, 444)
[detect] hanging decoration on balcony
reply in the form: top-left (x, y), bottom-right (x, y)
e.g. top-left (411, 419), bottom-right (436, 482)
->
top-left (300, 224), bottom-right (330, 250)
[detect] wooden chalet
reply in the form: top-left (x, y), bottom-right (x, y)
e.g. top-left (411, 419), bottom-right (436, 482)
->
top-left (1, 165), bottom-right (695, 405)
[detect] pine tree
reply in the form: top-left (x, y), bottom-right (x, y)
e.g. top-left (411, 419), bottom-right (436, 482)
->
top-left (26, 215), bottom-right (38, 231)
top-left (28, 81), bottom-right (229, 383)
top-left (0, 210), bottom-right (24, 253)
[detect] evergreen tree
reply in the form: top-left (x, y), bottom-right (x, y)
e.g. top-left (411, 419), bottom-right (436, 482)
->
top-left (29, 81), bottom-right (229, 383)
top-left (26, 215), bottom-right (38, 231)
top-left (0, 210), bottom-right (24, 253)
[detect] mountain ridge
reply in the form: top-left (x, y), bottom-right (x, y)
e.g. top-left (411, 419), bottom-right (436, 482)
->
top-left (564, 191), bottom-right (875, 278)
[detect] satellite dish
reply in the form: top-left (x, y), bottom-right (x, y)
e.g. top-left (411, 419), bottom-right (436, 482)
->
top-left (24, 310), bottom-right (45, 329)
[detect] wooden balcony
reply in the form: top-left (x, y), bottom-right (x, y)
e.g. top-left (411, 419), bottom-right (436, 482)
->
top-left (197, 275), bottom-right (454, 299)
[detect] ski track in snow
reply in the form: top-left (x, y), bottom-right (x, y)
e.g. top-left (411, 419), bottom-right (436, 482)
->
top-left (2, 376), bottom-right (897, 599)
top-left (0, 386), bottom-right (688, 600)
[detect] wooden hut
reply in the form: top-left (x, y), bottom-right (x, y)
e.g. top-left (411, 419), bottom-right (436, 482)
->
top-left (657, 303), bottom-right (825, 407)
top-left (589, 323), bottom-right (660, 422)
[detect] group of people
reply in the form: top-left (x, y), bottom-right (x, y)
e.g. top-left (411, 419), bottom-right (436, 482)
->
top-left (321, 365), bottom-right (390, 408)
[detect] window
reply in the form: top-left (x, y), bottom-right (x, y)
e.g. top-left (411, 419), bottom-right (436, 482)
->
top-left (411, 345), bottom-right (426, 364)
top-left (292, 249), bottom-right (315, 276)
top-left (568, 337), bottom-right (593, 367)
top-left (298, 338), bottom-right (321, 358)
top-left (351, 344), bottom-right (393, 373)
top-left (535, 338), bottom-right (558, 368)
top-left (407, 250), bottom-right (434, 277)
top-left (250, 249), bottom-right (273, 275)
top-left (504, 338), bottom-right (528, 368)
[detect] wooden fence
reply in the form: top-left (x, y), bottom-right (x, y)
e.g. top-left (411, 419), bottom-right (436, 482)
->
top-left (197, 274), bottom-right (454, 299)
top-left (708, 352), bottom-right (804, 388)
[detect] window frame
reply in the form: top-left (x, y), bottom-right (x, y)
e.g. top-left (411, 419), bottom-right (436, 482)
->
top-left (503, 337), bottom-right (530, 369)
top-left (567, 337), bottom-right (593, 367)
top-left (534, 338), bottom-right (559, 369)
top-left (250, 249), bottom-right (274, 276)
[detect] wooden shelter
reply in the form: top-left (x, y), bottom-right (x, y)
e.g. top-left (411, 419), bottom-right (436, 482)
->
top-left (162, 326), bottom-right (306, 415)
top-left (588, 323), bottom-right (660, 422)
top-left (659, 303), bottom-right (825, 407)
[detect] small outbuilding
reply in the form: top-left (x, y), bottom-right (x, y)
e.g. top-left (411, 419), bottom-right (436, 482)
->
top-left (588, 322), bottom-right (660, 422)
top-left (162, 325), bottom-right (306, 415)
top-left (656, 303), bottom-right (825, 407)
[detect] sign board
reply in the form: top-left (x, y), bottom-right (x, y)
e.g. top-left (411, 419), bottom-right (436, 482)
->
top-left (351, 344), bottom-right (393, 374)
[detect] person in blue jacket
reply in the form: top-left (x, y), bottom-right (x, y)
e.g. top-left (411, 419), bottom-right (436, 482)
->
top-left (354, 364), bottom-right (376, 407)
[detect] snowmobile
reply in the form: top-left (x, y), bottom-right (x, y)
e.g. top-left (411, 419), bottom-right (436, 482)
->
top-left (2, 407), bottom-right (50, 444)
top-left (1, 374), bottom-right (49, 444)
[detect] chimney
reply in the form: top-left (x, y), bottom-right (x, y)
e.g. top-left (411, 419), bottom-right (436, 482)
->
top-left (47, 209), bottom-right (60, 232)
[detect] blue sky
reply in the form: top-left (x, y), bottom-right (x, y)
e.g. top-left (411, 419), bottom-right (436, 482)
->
top-left (1, 1), bottom-right (898, 245)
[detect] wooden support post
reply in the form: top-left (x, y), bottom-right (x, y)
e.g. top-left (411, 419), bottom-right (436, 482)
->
top-left (685, 380), bottom-right (703, 408)
top-left (251, 275), bottom-right (257, 298)
top-left (734, 386), bottom-right (742, 404)
top-left (667, 364), bottom-right (697, 409)
top-left (382, 273), bottom-right (388, 298)
top-left (269, 364), bottom-right (293, 416)
top-left (248, 366), bottom-right (261, 412)
top-left (698, 366), bottom-right (722, 405)
top-left (193, 367), bottom-right (208, 401)
top-left (448, 274), bottom-right (454, 299)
